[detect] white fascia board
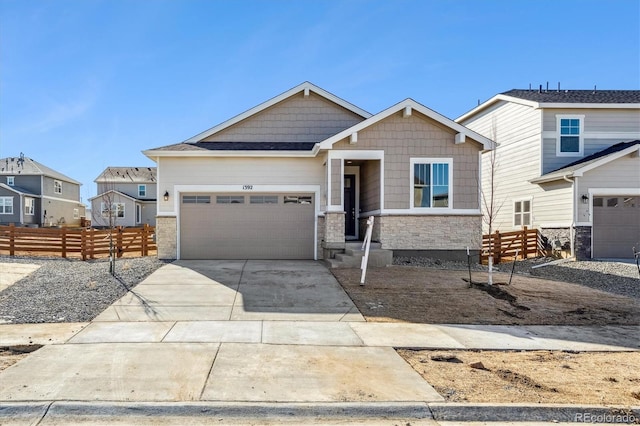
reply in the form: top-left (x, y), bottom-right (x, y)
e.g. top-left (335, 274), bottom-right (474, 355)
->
top-left (182, 82), bottom-right (371, 143)
top-left (88, 190), bottom-right (138, 203)
top-left (141, 147), bottom-right (320, 158)
top-left (379, 208), bottom-right (482, 216)
top-left (588, 188), bottom-right (640, 196)
top-left (572, 145), bottom-right (640, 177)
top-left (41, 195), bottom-right (84, 205)
top-left (320, 99), bottom-right (495, 150)
top-left (539, 103), bottom-right (640, 109)
top-left (456, 94), bottom-right (540, 123)
top-left (530, 173), bottom-right (573, 184)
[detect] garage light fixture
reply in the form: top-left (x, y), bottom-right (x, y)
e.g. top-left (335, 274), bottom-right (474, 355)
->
top-left (581, 194), bottom-right (589, 204)
top-left (164, 191), bottom-right (169, 201)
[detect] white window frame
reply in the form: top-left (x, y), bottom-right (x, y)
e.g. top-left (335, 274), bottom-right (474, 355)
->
top-left (54, 180), bottom-right (63, 194)
top-left (7, 176), bottom-right (15, 186)
top-left (0, 197), bottom-right (13, 214)
top-left (101, 202), bottom-right (125, 218)
top-left (138, 184), bottom-right (146, 197)
top-left (556, 115), bottom-right (584, 157)
top-left (24, 197), bottom-right (34, 216)
top-left (73, 208), bottom-right (80, 219)
top-left (513, 198), bottom-right (532, 228)
top-left (409, 158), bottom-right (453, 210)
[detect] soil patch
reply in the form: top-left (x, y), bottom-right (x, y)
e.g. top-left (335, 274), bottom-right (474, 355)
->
top-left (0, 345), bottom-right (41, 372)
top-left (398, 349), bottom-right (640, 405)
top-left (332, 267), bottom-right (640, 325)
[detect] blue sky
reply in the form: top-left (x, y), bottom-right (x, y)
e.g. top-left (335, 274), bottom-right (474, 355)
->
top-left (1, 0), bottom-right (639, 203)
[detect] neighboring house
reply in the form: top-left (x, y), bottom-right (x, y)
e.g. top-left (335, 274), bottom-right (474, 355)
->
top-left (143, 82), bottom-right (493, 260)
top-left (89, 167), bottom-right (157, 227)
top-left (457, 88), bottom-right (640, 259)
top-left (0, 154), bottom-right (86, 227)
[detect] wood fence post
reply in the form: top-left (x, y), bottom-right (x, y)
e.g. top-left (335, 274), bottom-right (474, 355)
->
top-left (521, 226), bottom-right (528, 259)
top-left (61, 228), bottom-right (67, 258)
top-left (89, 228), bottom-right (95, 259)
top-left (116, 226), bottom-right (123, 258)
top-left (9, 223), bottom-right (15, 256)
top-left (81, 229), bottom-right (87, 261)
top-left (141, 224), bottom-right (148, 256)
top-left (494, 230), bottom-right (501, 264)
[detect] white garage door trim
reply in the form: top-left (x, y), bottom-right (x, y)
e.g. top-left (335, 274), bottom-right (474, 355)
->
top-left (174, 184), bottom-right (321, 260)
top-left (589, 188), bottom-right (640, 258)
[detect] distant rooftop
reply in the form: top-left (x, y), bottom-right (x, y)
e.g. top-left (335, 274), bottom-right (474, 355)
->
top-left (94, 166), bottom-right (157, 183)
top-left (0, 155), bottom-right (81, 184)
top-left (502, 89), bottom-right (640, 104)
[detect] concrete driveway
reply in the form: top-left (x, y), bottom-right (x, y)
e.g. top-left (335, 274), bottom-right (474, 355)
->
top-left (94, 260), bottom-right (365, 322)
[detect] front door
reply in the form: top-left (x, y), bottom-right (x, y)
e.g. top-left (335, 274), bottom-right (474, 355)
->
top-left (344, 174), bottom-right (356, 238)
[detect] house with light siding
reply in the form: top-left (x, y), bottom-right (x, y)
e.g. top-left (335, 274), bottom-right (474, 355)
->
top-left (143, 82), bottom-right (494, 261)
top-left (457, 89), bottom-right (640, 259)
top-left (89, 167), bottom-right (157, 227)
top-left (0, 154), bottom-right (86, 227)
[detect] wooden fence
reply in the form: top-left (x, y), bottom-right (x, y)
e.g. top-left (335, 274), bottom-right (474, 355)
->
top-left (0, 224), bottom-right (156, 260)
top-left (481, 227), bottom-right (546, 264)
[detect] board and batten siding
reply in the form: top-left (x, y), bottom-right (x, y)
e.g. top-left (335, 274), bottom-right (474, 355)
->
top-left (576, 154), bottom-right (640, 223)
top-left (461, 101), bottom-right (542, 233)
top-left (333, 111), bottom-right (482, 210)
top-left (202, 92), bottom-right (364, 143)
top-left (157, 157), bottom-right (325, 213)
top-left (542, 109), bottom-right (640, 174)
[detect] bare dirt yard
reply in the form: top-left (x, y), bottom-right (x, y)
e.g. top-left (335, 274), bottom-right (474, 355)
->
top-left (332, 264), bottom-right (640, 406)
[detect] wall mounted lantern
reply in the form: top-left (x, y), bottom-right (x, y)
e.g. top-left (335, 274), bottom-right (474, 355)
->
top-left (164, 191), bottom-right (169, 201)
top-left (581, 194), bottom-right (589, 204)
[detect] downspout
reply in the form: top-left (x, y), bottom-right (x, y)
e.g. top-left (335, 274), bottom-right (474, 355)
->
top-left (562, 175), bottom-right (576, 259)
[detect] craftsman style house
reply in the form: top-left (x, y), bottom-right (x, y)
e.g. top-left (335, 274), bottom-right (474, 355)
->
top-left (457, 88), bottom-right (640, 259)
top-left (89, 167), bottom-right (157, 227)
top-left (0, 154), bottom-right (86, 227)
top-left (144, 82), bottom-right (493, 261)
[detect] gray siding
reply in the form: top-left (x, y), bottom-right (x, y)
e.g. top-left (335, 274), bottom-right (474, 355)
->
top-left (42, 176), bottom-right (81, 201)
top-left (97, 182), bottom-right (157, 200)
top-left (3, 175), bottom-right (41, 194)
top-left (203, 92), bottom-right (364, 143)
top-left (334, 111), bottom-right (482, 210)
top-left (0, 188), bottom-right (20, 225)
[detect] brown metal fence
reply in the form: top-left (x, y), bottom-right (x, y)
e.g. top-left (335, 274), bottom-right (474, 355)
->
top-left (0, 224), bottom-right (156, 260)
top-left (481, 226), bottom-right (546, 264)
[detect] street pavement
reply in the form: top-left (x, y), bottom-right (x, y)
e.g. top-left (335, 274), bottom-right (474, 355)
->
top-left (0, 259), bottom-right (638, 424)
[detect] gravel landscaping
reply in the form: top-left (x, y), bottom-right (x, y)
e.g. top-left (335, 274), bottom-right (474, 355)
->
top-left (394, 256), bottom-right (640, 300)
top-left (0, 256), bottom-right (167, 324)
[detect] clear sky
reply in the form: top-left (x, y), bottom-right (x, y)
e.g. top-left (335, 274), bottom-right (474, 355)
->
top-left (1, 0), bottom-right (639, 203)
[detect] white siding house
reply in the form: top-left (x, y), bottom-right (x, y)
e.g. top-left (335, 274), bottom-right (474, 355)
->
top-left (458, 89), bottom-right (640, 259)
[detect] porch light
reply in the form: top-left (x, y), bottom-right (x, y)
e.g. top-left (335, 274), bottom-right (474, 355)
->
top-left (164, 191), bottom-right (169, 201)
top-left (581, 194), bottom-right (589, 204)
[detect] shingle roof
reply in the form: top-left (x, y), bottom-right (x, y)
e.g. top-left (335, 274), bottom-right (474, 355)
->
top-left (502, 89), bottom-right (640, 104)
top-left (94, 167), bottom-right (157, 183)
top-left (150, 142), bottom-right (317, 152)
top-left (0, 156), bottom-right (81, 184)
top-left (531, 140), bottom-right (640, 183)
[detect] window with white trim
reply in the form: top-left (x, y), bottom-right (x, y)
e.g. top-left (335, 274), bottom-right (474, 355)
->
top-left (7, 176), bottom-right (15, 186)
top-left (54, 180), bottom-right (63, 194)
top-left (138, 184), bottom-right (146, 197)
top-left (556, 115), bottom-right (584, 156)
top-left (514, 199), bottom-right (532, 227)
top-left (101, 202), bottom-right (125, 218)
top-left (73, 208), bottom-right (80, 219)
top-left (24, 198), bottom-right (34, 215)
top-left (0, 197), bottom-right (13, 214)
top-left (411, 158), bottom-right (452, 208)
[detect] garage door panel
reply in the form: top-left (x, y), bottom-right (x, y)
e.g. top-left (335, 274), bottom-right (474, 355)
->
top-left (180, 193), bottom-right (314, 260)
top-left (593, 196), bottom-right (640, 258)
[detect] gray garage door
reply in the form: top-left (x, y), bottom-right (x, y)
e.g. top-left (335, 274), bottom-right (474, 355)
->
top-left (180, 193), bottom-right (315, 259)
top-left (593, 196), bottom-right (640, 258)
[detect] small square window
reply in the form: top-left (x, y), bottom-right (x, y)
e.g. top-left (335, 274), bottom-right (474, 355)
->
top-left (7, 176), bottom-right (14, 186)
top-left (607, 198), bottom-right (618, 207)
top-left (74, 208), bottom-right (80, 219)
top-left (623, 197), bottom-right (637, 208)
top-left (54, 180), bottom-right (62, 194)
top-left (593, 197), bottom-right (603, 207)
top-left (513, 200), bottom-right (532, 227)
top-left (138, 184), bottom-right (146, 197)
top-left (557, 116), bottom-right (583, 156)
top-left (216, 196), bottom-right (244, 204)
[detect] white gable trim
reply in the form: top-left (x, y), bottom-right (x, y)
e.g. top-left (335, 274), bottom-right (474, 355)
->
top-left (319, 99), bottom-right (495, 151)
top-left (573, 144), bottom-right (640, 177)
top-left (88, 190), bottom-right (139, 203)
top-left (456, 94), bottom-right (540, 122)
top-left (183, 82), bottom-right (372, 143)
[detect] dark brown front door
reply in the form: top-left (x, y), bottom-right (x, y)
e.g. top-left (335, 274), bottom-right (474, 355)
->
top-left (344, 174), bottom-right (356, 237)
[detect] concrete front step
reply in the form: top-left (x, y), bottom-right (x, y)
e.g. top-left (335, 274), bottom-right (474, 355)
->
top-left (327, 243), bottom-right (393, 268)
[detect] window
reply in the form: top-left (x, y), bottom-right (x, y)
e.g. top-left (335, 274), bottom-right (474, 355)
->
top-left (136, 205), bottom-right (141, 223)
top-left (283, 195), bottom-right (312, 204)
top-left (514, 199), bottom-right (532, 227)
top-left (54, 180), bottom-right (62, 194)
top-left (216, 195), bottom-right (244, 204)
top-left (556, 115), bottom-right (584, 156)
top-left (411, 159), bottom-right (452, 208)
top-left (250, 195), bottom-right (278, 204)
top-left (101, 202), bottom-right (125, 218)
top-left (73, 208), bottom-right (80, 219)
top-left (182, 195), bottom-right (211, 204)
top-left (138, 184), bottom-right (146, 197)
top-left (7, 176), bottom-right (14, 186)
top-left (24, 198), bottom-right (34, 215)
top-left (0, 197), bottom-right (13, 214)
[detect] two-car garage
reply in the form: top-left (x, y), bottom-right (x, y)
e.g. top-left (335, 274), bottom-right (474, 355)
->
top-left (179, 193), bottom-right (316, 260)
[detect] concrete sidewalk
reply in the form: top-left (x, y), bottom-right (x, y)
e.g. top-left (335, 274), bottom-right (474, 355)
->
top-left (0, 260), bottom-right (638, 424)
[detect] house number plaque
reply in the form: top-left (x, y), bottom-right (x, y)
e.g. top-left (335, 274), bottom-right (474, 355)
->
top-left (242, 185), bottom-right (254, 190)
